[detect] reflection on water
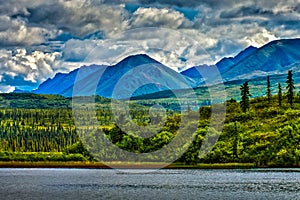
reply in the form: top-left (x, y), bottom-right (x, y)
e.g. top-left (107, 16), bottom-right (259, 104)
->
top-left (0, 168), bottom-right (299, 200)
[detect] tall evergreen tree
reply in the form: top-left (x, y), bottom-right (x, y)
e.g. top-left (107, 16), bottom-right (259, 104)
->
top-left (278, 83), bottom-right (282, 107)
top-left (286, 70), bottom-right (295, 108)
top-left (240, 81), bottom-right (251, 113)
top-left (266, 76), bottom-right (271, 102)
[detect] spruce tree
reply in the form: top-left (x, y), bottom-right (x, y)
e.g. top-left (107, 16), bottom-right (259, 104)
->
top-left (266, 76), bottom-right (271, 103)
top-left (278, 83), bottom-right (282, 107)
top-left (286, 70), bottom-right (295, 108)
top-left (240, 81), bottom-right (251, 113)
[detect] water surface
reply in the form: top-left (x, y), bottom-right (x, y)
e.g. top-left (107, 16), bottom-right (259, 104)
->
top-left (0, 168), bottom-right (299, 199)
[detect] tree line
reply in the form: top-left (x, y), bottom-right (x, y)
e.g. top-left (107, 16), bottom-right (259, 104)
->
top-left (240, 70), bottom-right (296, 112)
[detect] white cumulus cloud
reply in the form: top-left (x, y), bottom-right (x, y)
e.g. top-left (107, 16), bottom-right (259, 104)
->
top-left (0, 0), bottom-right (299, 91)
top-left (130, 7), bottom-right (192, 29)
top-left (72, 27), bottom-right (214, 71)
top-left (0, 48), bottom-right (71, 91)
top-left (0, 16), bottom-right (56, 46)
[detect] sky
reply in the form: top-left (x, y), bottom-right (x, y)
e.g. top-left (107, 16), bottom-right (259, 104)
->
top-left (0, 0), bottom-right (299, 92)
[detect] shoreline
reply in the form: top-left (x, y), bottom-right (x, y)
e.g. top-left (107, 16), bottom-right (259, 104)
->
top-left (0, 161), bottom-right (280, 169)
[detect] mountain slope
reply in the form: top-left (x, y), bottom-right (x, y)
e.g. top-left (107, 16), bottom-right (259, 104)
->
top-left (222, 39), bottom-right (300, 81)
top-left (180, 64), bottom-right (210, 78)
top-left (216, 45), bottom-right (258, 73)
top-left (33, 65), bottom-right (104, 95)
top-left (34, 54), bottom-right (196, 98)
top-left (180, 45), bottom-right (258, 82)
top-left (33, 38), bottom-right (300, 99)
top-left (181, 39), bottom-right (300, 83)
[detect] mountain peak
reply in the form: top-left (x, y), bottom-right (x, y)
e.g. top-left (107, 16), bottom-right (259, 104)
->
top-left (243, 45), bottom-right (257, 53)
top-left (215, 45), bottom-right (258, 73)
top-left (30, 38), bottom-right (300, 98)
top-left (234, 45), bottom-right (258, 61)
top-left (181, 38), bottom-right (300, 82)
top-left (122, 54), bottom-right (155, 61)
top-left (116, 54), bottom-right (159, 67)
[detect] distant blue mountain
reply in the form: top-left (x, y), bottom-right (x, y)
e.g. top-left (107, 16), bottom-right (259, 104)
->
top-left (180, 64), bottom-right (210, 78)
top-left (32, 38), bottom-right (300, 99)
top-left (221, 39), bottom-right (300, 81)
top-left (181, 38), bottom-right (300, 83)
top-left (180, 45), bottom-right (258, 82)
top-left (33, 65), bottom-right (103, 95)
top-left (13, 88), bottom-right (29, 93)
top-left (216, 45), bottom-right (258, 73)
top-left (33, 54), bottom-right (196, 98)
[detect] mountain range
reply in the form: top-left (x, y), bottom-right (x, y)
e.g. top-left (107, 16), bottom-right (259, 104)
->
top-left (181, 39), bottom-right (300, 82)
top-left (28, 38), bottom-right (300, 99)
top-left (33, 54), bottom-right (196, 99)
top-left (180, 45), bottom-right (258, 78)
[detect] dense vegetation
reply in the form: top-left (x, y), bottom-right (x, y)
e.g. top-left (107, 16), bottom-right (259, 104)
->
top-left (0, 93), bottom-right (70, 108)
top-left (0, 95), bottom-right (299, 166)
top-left (0, 71), bottom-right (300, 167)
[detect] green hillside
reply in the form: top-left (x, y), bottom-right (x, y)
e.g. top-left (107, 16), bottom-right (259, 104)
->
top-left (0, 90), bottom-right (300, 166)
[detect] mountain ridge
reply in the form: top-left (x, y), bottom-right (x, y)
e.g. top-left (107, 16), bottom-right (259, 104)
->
top-left (221, 38), bottom-right (300, 81)
top-left (181, 38), bottom-right (300, 83)
top-left (33, 54), bottom-right (196, 98)
top-left (17, 38), bottom-right (300, 99)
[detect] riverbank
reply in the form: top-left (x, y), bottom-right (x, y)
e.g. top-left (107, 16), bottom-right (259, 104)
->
top-left (0, 161), bottom-right (258, 169)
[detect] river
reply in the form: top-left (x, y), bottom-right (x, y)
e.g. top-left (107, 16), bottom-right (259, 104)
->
top-left (0, 168), bottom-right (299, 199)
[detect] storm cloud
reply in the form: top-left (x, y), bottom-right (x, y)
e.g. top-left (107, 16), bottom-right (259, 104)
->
top-left (0, 0), bottom-right (299, 91)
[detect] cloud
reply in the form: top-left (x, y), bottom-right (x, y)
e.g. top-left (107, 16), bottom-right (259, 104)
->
top-left (0, 0), bottom-right (129, 47)
top-left (130, 7), bottom-right (192, 29)
top-left (0, 85), bottom-right (15, 93)
top-left (137, 0), bottom-right (213, 8)
top-left (26, 0), bottom-right (129, 37)
top-left (71, 27), bottom-right (215, 71)
top-left (0, 0), bottom-right (298, 50)
top-left (0, 0), bottom-right (299, 91)
top-left (62, 39), bottom-right (100, 62)
top-left (220, 6), bottom-right (273, 19)
top-left (137, 0), bottom-right (299, 10)
top-left (0, 15), bottom-right (56, 46)
top-left (0, 48), bottom-right (69, 90)
top-left (243, 28), bottom-right (278, 47)
top-left (194, 23), bottom-right (280, 61)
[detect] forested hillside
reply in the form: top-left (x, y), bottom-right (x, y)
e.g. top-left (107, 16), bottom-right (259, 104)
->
top-left (0, 90), bottom-right (300, 166)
